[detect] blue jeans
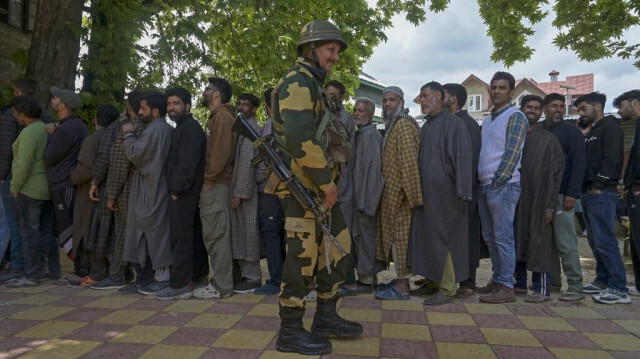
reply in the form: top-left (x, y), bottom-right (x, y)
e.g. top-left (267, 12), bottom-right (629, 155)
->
top-left (13, 194), bottom-right (59, 282)
top-left (478, 182), bottom-right (521, 288)
top-left (1, 179), bottom-right (23, 269)
top-left (0, 194), bottom-right (9, 265)
top-left (582, 190), bottom-right (627, 293)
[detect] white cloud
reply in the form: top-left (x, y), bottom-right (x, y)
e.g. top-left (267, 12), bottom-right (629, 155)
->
top-left (363, 1), bottom-right (640, 114)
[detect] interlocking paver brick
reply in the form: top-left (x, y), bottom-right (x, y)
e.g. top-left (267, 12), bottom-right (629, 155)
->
top-left (436, 342), bottom-right (496, 359)
top-left (430, 325), bottom-right (486, 343)
top-left (381, 323), bottom-right (430, 341)
top-left (17, 339), bottom-right (100, 359)
top-left (530, 330), bottom-right (599, 349)
top-left (138, 344), bottom-right (208, 359)
top-left (379, 338), bottom-right (437, 358)
top-left (548, 347), bottom-right (615, 359)
top-left (480, 328), bottom-right (543, 347)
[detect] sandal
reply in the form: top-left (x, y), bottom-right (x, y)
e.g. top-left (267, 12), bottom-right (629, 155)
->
top-left (375, 285), bottom-right (410, 300)
top-left (339, 285), bottom-right (359, 297)
top-left (525, 292), bottom-right (552, 303)
top-left (377, 279), bottom-right (397, 291)
top-left (559, 289), bottom-right (585, 301)
top-left (6, 277), bottom-right (40, 288)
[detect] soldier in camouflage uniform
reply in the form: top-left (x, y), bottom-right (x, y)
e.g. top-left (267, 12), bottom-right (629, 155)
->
top-left (269, 20), bottom-right (362, 355)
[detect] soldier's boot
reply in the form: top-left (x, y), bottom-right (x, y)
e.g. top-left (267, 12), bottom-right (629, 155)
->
top-left (311, 296), bottom-right (363, 338)
top-left (276, 306), bottom-right (331, 355)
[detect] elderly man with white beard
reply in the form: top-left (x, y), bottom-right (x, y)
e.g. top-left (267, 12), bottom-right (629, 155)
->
top-left (374, 86), bottom-right (422, 300)
top-left (339, 97), bottom-right (385, 296)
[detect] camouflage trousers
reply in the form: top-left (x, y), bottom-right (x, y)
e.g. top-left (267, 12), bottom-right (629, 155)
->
top-left (278, 196), bottom-right (351, 310)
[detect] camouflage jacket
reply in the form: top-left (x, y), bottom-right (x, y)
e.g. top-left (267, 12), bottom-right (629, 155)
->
top-left (269, 56), bottom-right (339, 197)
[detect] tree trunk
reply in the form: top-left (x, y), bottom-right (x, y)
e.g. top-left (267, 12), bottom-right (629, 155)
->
top-left (26, 0), bottom-right (84, 107)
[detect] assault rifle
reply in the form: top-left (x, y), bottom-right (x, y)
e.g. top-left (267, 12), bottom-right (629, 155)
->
top-left (232, 113), bottom-right (347, 257)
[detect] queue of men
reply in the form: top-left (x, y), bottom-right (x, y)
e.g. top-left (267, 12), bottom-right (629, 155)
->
top-left (2, 18), bottom-right (640, 356)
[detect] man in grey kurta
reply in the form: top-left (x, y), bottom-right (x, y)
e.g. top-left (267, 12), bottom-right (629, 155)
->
top-left (408, 82), bottom-right (473, 306)
top-left (230, 93), bottom-right (263, 293)
top-left (340, 97), bottom-right (385, 295)
top-left (122, 92), bottom-right (174, 295)
top-left (514, 95), bottom-right (564, 303)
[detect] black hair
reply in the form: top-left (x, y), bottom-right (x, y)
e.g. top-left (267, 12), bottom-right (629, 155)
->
top-left (490, 71), bottom-right (516, 90)
top-left (127, 90), bottom-right (145, 113)
top-left (420, 81), bottom-right (445, 100)
top-left (207, 77), bottom-right (232, 104)
top-left (15, 78), bottom-right (37, 96)
top-left (263, 88), bottom-right (273, 109)
top-left (573, 92), bottom-right (606, 108)
top-left (96, 104), bottom-right (120, 128)
top-left (613, 90), bottom-right (640, 108)
top-left (520, 94), bottom-right (543, 109)
top-left (142, 91), bottom-right (167, 117)
top-left (165, 86), bottom-right (192, 106)
top-left (11, 95), bottom-right (42, 119)
top-left (238, 93), bottom-right (260, 108)
top-left (542, 93), bottom-right (565, 107)
top-left (325, 80), bottom-right (346, 97)
top-left (442, 83), bottom-right (467, 107)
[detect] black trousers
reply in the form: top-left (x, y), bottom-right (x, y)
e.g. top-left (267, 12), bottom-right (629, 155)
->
top-left (169, 193), bottom-right (209, 289)
top-left (628, 191), bottom-right (640, 291)
top-left (259, 192), bottom-right (285, 287)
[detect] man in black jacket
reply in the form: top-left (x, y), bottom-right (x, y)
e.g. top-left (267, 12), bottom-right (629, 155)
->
top-left (45, 86), bottom-right (89, 276)
top-left (618, 90), bottom-right (640, 298)
top-left (542, 93), bottom-right (587, 301)
top-left (576, 92), bottom-right (629, 304)
top-left (442, 83), bottom-right (481, 298)
top-left (155, 87), bottom-right (208, 300)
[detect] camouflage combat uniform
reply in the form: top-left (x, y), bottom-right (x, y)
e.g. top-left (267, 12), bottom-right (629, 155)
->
top-left (269, 56), bottom-right (351, 310)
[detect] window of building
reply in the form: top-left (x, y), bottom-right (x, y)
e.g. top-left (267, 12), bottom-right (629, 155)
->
top-left (0, 0), bottom-right (35, 31)
top-left (467, 94), bottom-right (482, 112)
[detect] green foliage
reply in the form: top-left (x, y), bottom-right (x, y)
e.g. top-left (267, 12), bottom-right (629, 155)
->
top-left (552, 0), bottom-right (640, 67)
top-left (76, 0), bottom-right (640, 116)
top-left (80, 0), bottom-right (433, 114)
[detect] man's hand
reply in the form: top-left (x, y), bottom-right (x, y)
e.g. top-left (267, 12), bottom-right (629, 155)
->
top-left (323, 183), bottom-right (338, 208)
top-left (45, 123), bottom-right (58, 135)
top-left (89, 184), bottom-right (99, 202)
top-left (589, 188), bottom-right (602, 195)
top-left (634, 191), bottom-right (640, 197)
top-left (121, 123), bottom-right (136, 133)
top-left (171, 194), bottom-right (178, 200)
top-left (10, 192), bottom-right (17, 198)
top-left (545, 209), bottom-right (553, 224)
top-left (563, 195), bottom-right (576, 211)
top-left (107, 198), bottom-right (119, 212)
top-left (231, 196), bottom-right (240, 209)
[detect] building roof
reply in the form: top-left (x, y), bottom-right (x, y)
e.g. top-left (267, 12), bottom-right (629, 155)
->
top-left (359, 72), bottom-right (387, 90)
top-left (461, 74), bottom-right (489, 88)
top-left (535, 73), bottom-right (594, 96)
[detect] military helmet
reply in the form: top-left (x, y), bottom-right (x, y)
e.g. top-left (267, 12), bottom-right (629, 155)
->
top-left (297, 20), bottom-right (348, 55)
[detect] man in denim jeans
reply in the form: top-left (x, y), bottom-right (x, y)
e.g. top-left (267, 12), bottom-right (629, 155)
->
top-left (7, 96), bottom-right (59, 287)
top-left (577, 92), bottom-right (629, 304)
top-left (476, 71), bottom-right (528, 303)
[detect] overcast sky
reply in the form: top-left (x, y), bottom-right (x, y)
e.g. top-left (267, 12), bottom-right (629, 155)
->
top-left (362, 1), bottom-right (640, 114)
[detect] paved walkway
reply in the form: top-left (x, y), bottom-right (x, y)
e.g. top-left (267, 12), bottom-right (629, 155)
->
top-left (1, 239), bottom-right (640, 358)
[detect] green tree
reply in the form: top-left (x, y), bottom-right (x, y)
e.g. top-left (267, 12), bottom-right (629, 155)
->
top-left (477, 0), bottom-right (640, 68)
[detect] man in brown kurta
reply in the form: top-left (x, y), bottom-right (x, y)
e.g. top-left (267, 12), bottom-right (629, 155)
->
top-left (231, 93), bottom-right (262, 293)
top-left (514, 95), bottom-right (564, 303)
top-left (408, 82), bottom-right (473, 306)
top-left (375, 86), bottom-right (422, 300)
